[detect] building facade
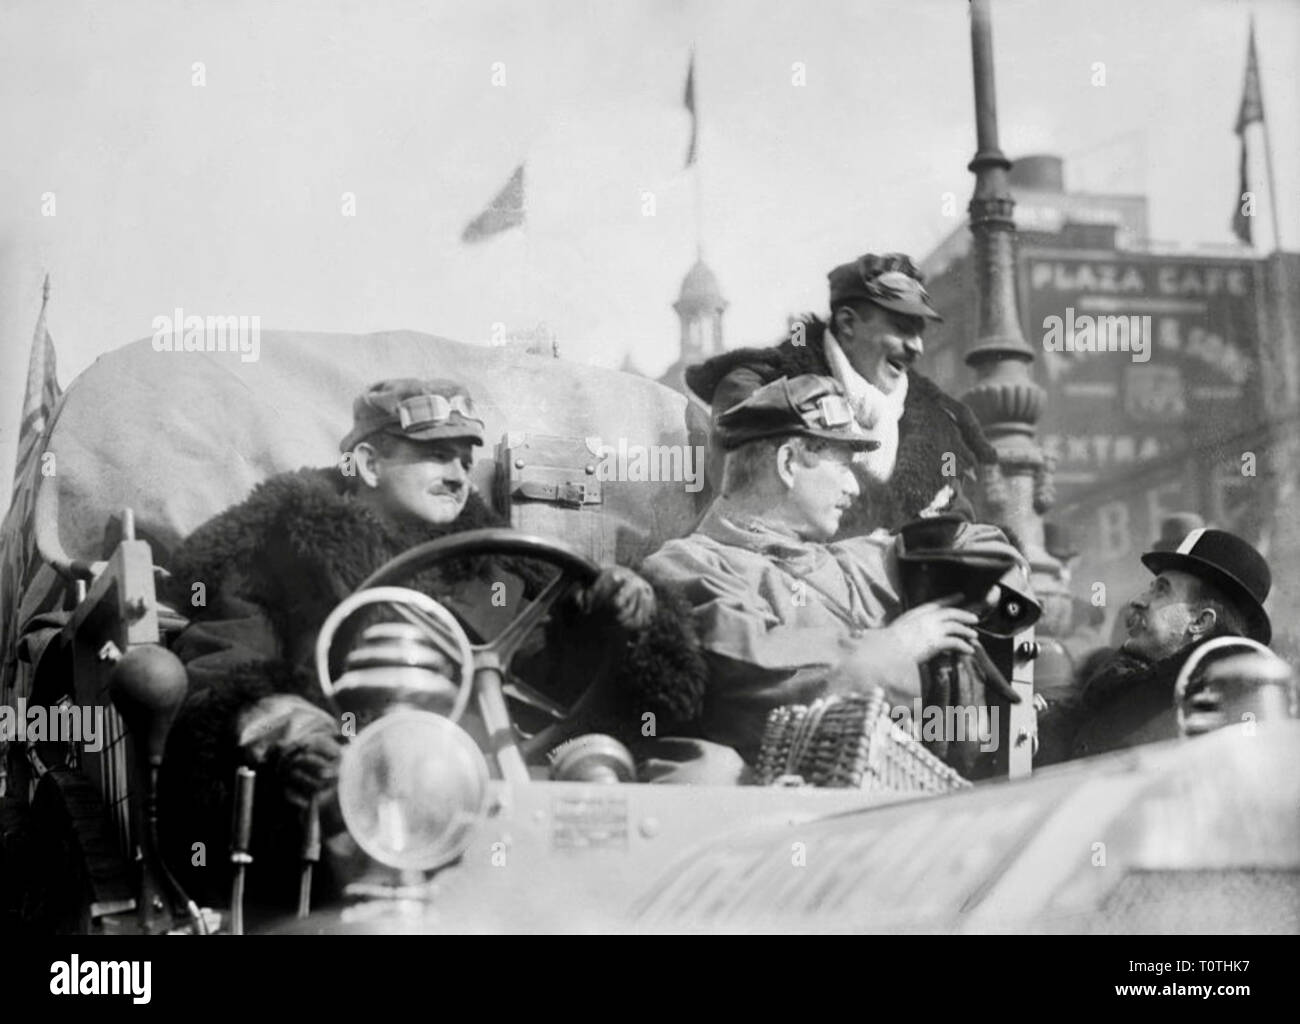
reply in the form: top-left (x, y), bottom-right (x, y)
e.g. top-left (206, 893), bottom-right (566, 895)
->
top-left (921, 154), bottom-right (1300, 656)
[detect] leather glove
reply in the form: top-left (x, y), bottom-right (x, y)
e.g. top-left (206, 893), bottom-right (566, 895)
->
top-left (584, 566), bottom-right (656, 632)
top-left (236, 694), bottom-right (342, 808)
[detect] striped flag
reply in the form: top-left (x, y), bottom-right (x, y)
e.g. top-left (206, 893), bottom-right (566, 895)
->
top-left (683, 50), bottom-right (698, 168)
top-left (1, 277), bottom-right (63, 714)
top-left (1231, 23), bottom-right (1264, 245)
top-left (13, 275), bottom-right (61, 485)
top-left (461, 164), bottom-right (526, 243)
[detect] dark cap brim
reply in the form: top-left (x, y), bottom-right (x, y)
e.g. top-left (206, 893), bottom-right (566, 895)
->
top-left (1140, 550), bottom-right (1272, 644)
top-left (801, 427), bottom-right (880, 451)
top-left (391, 423), bottom-right (485, 446)
top-left (720, 426), bottom-right (879, 452)
top-left (868, 294), bottom-right (944, 322)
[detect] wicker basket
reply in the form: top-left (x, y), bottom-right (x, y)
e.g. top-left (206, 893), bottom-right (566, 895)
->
top-left (754, 690), bottom-right (971, 793)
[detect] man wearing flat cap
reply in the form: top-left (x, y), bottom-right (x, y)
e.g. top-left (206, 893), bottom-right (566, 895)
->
top-left (1037, 526), bottom-right (1272, 763)
top-left (685, 252), bottom-right (998, 535)
top-left (160, 378), bottom-right (712, 905)
top-left (642, 374), bottom-right (1021, 766)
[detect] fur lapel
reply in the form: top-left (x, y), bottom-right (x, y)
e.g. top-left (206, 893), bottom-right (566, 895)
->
top-left (167, 467), bottom-right (550, 631)
top-left (1080, 645), bottom-right (1196, 710)
top-left (166, 466), bottom-right (706, 726)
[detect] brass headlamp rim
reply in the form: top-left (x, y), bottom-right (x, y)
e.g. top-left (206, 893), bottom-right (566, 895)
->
top-left (315, 586), bottom-right (475, 724)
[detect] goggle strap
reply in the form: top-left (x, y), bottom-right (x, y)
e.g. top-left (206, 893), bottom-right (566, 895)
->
top-left (814, 394), bottom-right (853, 428)
top-left (397, 393), bottom-right (476, 429)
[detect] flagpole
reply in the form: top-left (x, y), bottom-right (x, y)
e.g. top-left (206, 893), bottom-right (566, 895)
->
top-left (1248, 17), bottom-right (1283, 252)
top-left (522, 187), bottom-right (532, 332)
top-left (1260, 107), bottom-right (1283, 252)
top-left (694, 151), bottom-right (704, 260)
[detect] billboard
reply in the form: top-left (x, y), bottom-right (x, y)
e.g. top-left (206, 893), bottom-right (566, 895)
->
top-left (1022, 252), bottom-right (1262, 501)
top-left (1020, 251), bottom-right (1266, 626)
top-left (914, 245), bottom-right (1271, 629)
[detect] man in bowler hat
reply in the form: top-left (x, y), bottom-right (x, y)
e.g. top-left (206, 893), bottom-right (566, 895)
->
top-left (1037, 526), bottom-right (1272, 763)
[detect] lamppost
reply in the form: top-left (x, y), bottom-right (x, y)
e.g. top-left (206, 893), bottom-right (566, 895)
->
top-left (962, 0), bottom-right (1066, 777)
top-left (962, 0), bottom-right (1064, 606)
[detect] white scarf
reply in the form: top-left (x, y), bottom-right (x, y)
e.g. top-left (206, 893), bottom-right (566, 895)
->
top-left (822, 331), bottom-right (906, 483)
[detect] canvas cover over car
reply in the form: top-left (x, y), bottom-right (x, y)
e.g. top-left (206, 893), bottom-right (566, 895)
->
top-left (1, 330), bottom-right (710, 699)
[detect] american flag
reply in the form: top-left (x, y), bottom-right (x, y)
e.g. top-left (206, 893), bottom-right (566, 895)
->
top-left (13, 275), bottom-right (61, 485)
top-left (1, 277), bottom-right (63, 722)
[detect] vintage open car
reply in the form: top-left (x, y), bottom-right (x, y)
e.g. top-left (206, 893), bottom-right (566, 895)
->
top-left (2, 329), bottom-right (1297, 935)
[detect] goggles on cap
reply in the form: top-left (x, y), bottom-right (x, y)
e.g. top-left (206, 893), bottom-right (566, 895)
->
top-left (859, 268), bottom-right (935, 310)
top-left (809, 393), bottom-right (854, 430)
top-left (789, 380), bottom-right (855, 431)
top-left (397, 392), bottom-right (480, 431)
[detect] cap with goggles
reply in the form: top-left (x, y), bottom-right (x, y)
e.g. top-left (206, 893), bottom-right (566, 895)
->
top-left (827, 253), bottom-right (943, 322)
top-left (340, 378), bottom-right (486, 452)
top-left (714, 375), bottom-right (881, 452)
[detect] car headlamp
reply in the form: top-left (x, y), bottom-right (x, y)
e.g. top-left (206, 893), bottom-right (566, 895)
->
top-left (317, 587), bottom-right (487, 871)
top-left (1175, 637), bottom-right (1298, 738)
top-left (316, 586), bottom-right (475, 722)
top-left (337, 708), bottom-right (490, 872)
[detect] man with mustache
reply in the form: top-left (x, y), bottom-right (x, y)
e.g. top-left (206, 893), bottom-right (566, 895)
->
top-left (641, 375), bottom-right (1018, 766)
top-left (160, 378), bottom-right (711, 905)
top-left (685, 252), bottom-right (998, 534)
top-left (1036, 527), bottom-right (1271, 763)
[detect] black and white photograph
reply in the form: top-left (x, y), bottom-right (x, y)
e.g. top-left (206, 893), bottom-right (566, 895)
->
top-left (0, 0), bottom-right (1297, 981)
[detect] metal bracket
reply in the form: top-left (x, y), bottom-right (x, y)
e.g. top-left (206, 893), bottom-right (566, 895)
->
top-left (515, 479), bottom-right (602, 508)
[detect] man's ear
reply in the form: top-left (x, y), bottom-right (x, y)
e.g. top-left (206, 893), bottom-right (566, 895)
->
top-left (1189, 603), bottom-right (1218, 640)
top-left (831, 305), bottom-right (855, 341)
top-left (353, 442), bottom-right (382, 488)
top-left (775, 441), bottom-right (798, 490)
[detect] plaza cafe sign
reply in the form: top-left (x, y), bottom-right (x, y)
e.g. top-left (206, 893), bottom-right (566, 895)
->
top-left (1029, 259), bottom-right (1251, 299)
top-left (1028, 258), bottom-right (1255, 383)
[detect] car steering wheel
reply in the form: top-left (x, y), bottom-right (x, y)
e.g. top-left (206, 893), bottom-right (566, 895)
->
top-left (347, 527), bottom-right (614, 781)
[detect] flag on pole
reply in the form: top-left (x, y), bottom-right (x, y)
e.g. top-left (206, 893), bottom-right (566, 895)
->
top-left (683, 50), bottom-right (698, 169)
top-left (1231, 22), bottom-right (1265, 245)
top-left (461, 164), bottom-right (526, 243)
top-left (13, 275), bottom-right (61, 486)
top-left (1, 277), bottom-right (64, 713)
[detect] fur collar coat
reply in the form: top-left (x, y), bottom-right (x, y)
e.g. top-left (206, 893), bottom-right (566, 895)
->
top-left (1035, 644), bottom-right (1199, 765)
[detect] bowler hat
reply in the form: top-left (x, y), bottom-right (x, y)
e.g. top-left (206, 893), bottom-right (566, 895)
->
top-left (715, 375), bottom-right (881, 452)
top-left (1141, 528), bottom-right (1271, 644)
top-left (340, 378), bottom-right (485, 452)
top-left (827, 252), bottom-right (943, 321)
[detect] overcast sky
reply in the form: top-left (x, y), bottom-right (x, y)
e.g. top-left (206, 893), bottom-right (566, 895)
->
top-left (2, 0), bottom-right (1297, 494)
